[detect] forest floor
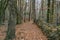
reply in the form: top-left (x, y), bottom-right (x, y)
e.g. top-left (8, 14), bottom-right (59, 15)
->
top-left (15, 21), bottom-right (48, 40)
top-left (0, 21), bottom-right (48, 40)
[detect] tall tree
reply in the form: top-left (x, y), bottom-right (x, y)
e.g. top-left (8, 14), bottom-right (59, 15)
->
top-left (29, 0), bottom-right (31, 21)
top-left (47, 0), bottom-right (50, 23)
top-left (32, 0), bottom-right (36, 22)
top-left (16, 0), bottom-right (23, 24)
top-left (5, 0), bottom-right (17, 40)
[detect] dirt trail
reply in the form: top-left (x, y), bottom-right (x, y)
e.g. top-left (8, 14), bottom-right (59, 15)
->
top-left (0, 21), bottom-right (48, 40)
top-left (0, 25), bottom-right (7, 40)
top-left (16, 21), bottom-right (48, 40)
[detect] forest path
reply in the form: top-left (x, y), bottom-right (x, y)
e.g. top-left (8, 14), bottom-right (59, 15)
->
top-left (15, 21), bottom-right (48, 40)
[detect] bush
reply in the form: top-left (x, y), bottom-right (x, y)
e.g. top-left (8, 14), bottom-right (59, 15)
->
top-left (36, 20), bottom-right (60, 40)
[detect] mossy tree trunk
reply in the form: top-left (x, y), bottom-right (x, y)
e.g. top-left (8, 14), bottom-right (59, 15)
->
top-left (5, 0), bottom-right (17, 40)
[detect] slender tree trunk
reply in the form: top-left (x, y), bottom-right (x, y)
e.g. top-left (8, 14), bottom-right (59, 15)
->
top-left (0, 0), bottom-right (3, 25)
top-left (32, 0), bottom-right (36, 22)
top-left (47, 0), bottom-right (50, 23)
top-left (16, 0), bottom-right (22, 24)
top-left (53, 0), bottom-right (57, 26)
top-left (29, 0), bottom-right (31, 21)
top-left (23, 3), bottom-right (27, 22)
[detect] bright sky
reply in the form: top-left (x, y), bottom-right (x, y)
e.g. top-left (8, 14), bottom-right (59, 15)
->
top-left (25, 0), bottom-right (42, 19)
top-left (26, 0), bottom-right (42, 10)
top-left (35, 0), bottom-right (42, 19)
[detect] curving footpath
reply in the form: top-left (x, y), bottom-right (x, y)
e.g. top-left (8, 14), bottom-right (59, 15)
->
top-left (15, 21), bottom-right (48, 40)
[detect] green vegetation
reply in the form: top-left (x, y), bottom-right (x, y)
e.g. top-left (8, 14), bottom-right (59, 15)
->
top-left (36, 19), bottom-right (60, 40)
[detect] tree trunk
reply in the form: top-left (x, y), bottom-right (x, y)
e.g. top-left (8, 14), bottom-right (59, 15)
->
top-left (29, 0), bottom-right (31, 21)
top-left (16, 0), bottom-right (22, 24)
top-left (5, 0), bottom-right (17, 40)
top-left (47, 0), bottom-right (50, 23)
top-left (32, 0), bottom-right (36, 22)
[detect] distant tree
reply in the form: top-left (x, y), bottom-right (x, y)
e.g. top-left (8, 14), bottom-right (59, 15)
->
top-left (32, 0), bottom-right (36, 23)
top-left (29, 0), bottom-right (32, 21)
top-left (47, 0), bottom-right (50, 23)
top-left (16, 0), bottom-right (23, 24)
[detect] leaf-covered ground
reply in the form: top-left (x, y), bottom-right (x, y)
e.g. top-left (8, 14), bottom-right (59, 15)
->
top-left (0, 21), bottom-right (48, 40)
top-left (0, 25), bottom-right (7, 40)
top-left (16, 21), bottom-right (47, 40)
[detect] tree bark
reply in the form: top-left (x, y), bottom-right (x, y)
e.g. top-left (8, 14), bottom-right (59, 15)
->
top-left (5, 0), bottom-right (17, 40)
top-left (32, 0), bottom-right (36, 22)
top-left (47, 0), bottom-right (50, 23)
